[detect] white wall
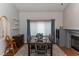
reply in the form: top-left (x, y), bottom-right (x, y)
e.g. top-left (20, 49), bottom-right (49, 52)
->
top-left (0, 3), bottom-right (19, 36)
top-left (63, 3), bottom-right (79, 29)
top-left (19, 12), bottom-right (63, 43)
top-left (0, 3), bottom-right (18, 55)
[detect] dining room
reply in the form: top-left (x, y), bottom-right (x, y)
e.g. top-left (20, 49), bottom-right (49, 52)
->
top-left (27, 20), bottom-right (55, 56)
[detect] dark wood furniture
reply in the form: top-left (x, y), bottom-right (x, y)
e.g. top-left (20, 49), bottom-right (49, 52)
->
top-left (28, 39), bottom-right (53, 56)
top-left (13, 34), bottom-right (24, 48)
top-left (35, 39), bottom-right (48, 55)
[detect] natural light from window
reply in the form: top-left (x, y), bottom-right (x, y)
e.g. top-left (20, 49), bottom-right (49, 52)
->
top-left (30, 21), bottom-right (51, 36)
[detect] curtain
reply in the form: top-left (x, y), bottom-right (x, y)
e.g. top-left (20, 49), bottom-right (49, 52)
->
top-left (27, 19), bottom-right (31, 43)
top-left (51, 19), bottom-right (55, 43)
top-left (0, 16), bottom-right (11, 38)
top-left (30, 21), bottom-right (51, 36)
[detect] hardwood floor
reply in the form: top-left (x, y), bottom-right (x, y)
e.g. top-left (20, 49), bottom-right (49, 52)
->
top-left (4, 44), bottom-right (79, 56)
top-left (61, 47), bottom-right (79, 56)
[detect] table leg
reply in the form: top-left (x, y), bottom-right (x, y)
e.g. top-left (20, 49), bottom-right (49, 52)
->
top-left (28, 43), bottom-right (30, 56)
top-left (50, 44), bottom-right (53, 56)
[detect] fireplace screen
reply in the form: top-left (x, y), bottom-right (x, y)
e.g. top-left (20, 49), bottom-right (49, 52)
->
top-left (71, 35), bottom-right (79, 51)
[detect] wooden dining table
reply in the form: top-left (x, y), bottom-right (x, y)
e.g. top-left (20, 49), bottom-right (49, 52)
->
top-left (28, 39), bottom-right (53, 56)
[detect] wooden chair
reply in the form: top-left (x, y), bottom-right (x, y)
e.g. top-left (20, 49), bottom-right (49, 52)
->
top-left (35, 43), bottom-right (48, 55)
top-left (4, 36), bottom-right (17, 55)
top-left (35, 33), bottom-right (48, 55)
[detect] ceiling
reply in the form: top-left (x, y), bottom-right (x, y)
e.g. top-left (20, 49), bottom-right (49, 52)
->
top-left (15, 3), bottom-right (68, 12)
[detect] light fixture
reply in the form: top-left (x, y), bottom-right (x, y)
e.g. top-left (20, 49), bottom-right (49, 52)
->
top-left (61, 3), bottom-right (63, 5)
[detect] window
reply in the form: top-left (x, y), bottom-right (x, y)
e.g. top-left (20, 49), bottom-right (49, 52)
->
top-left (30, 21), bottom-right (51, 36)
top-left (37, 22), bottom-right (45, 35)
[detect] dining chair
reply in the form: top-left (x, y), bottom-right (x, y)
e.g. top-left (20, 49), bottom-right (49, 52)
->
top-left (35, 33), bottom-right (48, 55)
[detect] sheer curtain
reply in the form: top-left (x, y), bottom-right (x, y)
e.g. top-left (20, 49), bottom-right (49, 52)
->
top-left (0, 16), bottom-right (11, 38)
top-left (30, 21), bottom-right (51, 36)
top-left (37, 22), bottom-right (45, 35)
top-left (0, 16), bottom-right (11, 55)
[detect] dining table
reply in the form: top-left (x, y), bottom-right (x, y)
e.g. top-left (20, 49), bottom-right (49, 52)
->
top-left (28, 38), bottom-right (53, 56)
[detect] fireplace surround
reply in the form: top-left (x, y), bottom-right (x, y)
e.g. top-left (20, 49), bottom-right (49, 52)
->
top-left (59, 29), bottom-right (79, 49)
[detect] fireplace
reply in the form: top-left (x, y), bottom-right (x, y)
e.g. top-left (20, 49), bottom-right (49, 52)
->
top-left (71, 35), bottom-right (79, 52)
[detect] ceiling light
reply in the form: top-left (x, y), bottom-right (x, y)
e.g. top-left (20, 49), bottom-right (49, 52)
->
top-left (61, 3), bottom-right (63, 5)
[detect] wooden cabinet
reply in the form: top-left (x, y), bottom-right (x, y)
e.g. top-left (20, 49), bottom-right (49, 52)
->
top-left (13, 34), bottom-right (24, 48)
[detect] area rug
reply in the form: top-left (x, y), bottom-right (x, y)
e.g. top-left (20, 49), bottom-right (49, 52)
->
top-left (15, 44), bottom-right (66, 56)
